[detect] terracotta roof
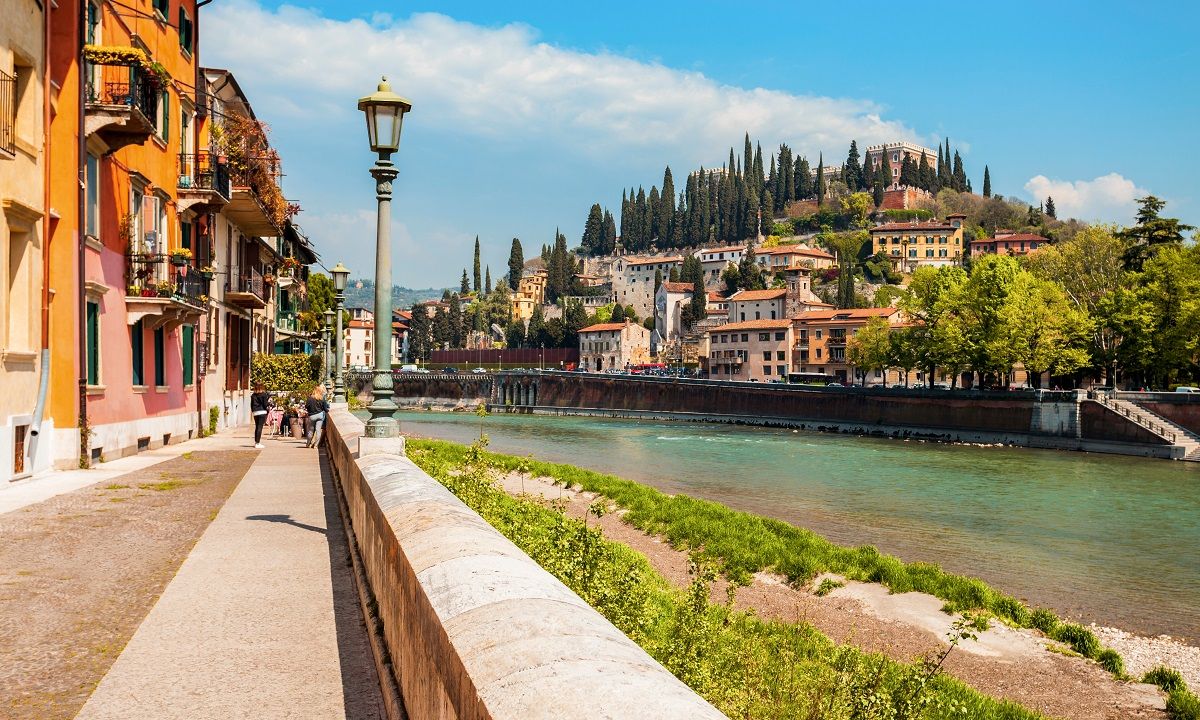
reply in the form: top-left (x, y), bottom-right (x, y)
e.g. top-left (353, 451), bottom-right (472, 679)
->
top-left (661, 281), bottom-right (694, 293)
top-left (985, 233), bottom-right (1048, 243)
top-left (707, 291), bottom-right (727, 302)
top-left (870, 222), bottom-right (956, 233)
top-left (624, 256), bottom-right (682, 267)
top-left (757, 245), bottom-right (835, 259)
top-left (579, 322), bottom-right (634, 333)
top-left (348, 320), bottom-right (373, 329)
top-left (708, 319), bottom-right (792, 332)
top-left (793, 307), bottom-right (900, 322)
top-left (728, 288), bottom-right (786, 301)
top-left (697, 246), bottom-right (744, 256)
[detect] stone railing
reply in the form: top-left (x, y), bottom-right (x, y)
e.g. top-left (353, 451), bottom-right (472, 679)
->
top-left (324, 407), bottom-right (725, 720)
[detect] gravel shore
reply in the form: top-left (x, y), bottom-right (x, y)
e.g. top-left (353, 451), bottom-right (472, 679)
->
top-left (1092, 624), bottom-right (1200, 689)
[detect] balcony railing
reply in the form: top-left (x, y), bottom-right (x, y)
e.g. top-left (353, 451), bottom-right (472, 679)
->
top-left (230, 268), bottom-right (267, 301)
top-left (125, 253), bottom-right (209, 309)
top-left (178, 151), bottom-right (231, 200)
top-left (0, 67), bottom-right (14, 156)
top-left (85, 62), bottom-right (158, 126)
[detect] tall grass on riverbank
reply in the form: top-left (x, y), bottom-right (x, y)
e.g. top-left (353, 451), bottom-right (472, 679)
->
top-left (409, 438), bottom-right (1043, 720)
top-left (411, 439), bottom-right (1128, 673)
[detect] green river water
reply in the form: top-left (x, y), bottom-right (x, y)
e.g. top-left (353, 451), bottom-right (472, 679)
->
top-left (384, 409), bottom-right (1200, 639)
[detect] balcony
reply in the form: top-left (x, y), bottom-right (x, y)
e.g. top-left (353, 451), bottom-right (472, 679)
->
top-left (124, 253), bottom-right (209, 329)
top-left (226, 162), bottom-right (283, 237)
top-left (84, 62), bottom-right (158, 152)
top-left (226, 268), bottom-right (268, 309)
top-left (177, 152), bottom-right (231, 212)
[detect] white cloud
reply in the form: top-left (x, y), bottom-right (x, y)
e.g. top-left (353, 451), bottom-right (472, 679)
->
top-left (203, 2), bottom-right (924, 163)
top-left (1023, 173), bottom-right (1147, 223)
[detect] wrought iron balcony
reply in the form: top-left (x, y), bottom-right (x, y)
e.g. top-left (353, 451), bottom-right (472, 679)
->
top-left (226, 268), bottom-right (268, 309)
top-left (84, 62), bottom-right (158, 151)
top-left (124, 253), bottom-right (209, 327)
top-left (178, 152), bottom-right (231, 209)
top-left (0, 68), bottom-right (14, 157)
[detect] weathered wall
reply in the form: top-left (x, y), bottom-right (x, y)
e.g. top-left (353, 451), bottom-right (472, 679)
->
top-left (324, 408), bottom-right (725, 720)
top-left (1119, 393), bottom-right (1200, 435)
top-left (347, 373), bottom-right (493, 407)
top-left (1079, 403), bottom-right (1170, 444)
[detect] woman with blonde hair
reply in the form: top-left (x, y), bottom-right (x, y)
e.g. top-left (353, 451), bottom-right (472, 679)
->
top-left (304, 385), bottom-right (330, 448)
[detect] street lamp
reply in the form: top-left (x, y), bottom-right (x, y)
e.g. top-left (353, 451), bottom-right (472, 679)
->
top-left (331, 262), bottom-right (350, 403)
top-left (323, 309), bottom-right (334, 392)
top-left (358, 77), bottom-right (412, 438)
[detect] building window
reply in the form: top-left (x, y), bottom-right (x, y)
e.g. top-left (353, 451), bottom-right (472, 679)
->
top-left (777, 365), bottom-right (786, 376)
top-left (759, 333), bottom-right (770, 341)
top-left (926, 249), bottom-right (934, 257)
top-left (153, 0), bottom-right (169, 18)
top-left (179, 7), bottom-right (194, 54)
top-left (762, 351), bottom-right (771, 361)
top-left (740, 333), bottom-right (748, 342)
top-left (131, 319), bottom-right (144, 386)
top-left (86, 301), bottom-right (100, 385)
top-left (182, 324), bottom-right (194, 385)
top-left (816, 349), bottom-right (822, 359)
top-left (85, 154), bottom-right (100, 237)
top-left (777, 351), bottom-right (785, 361)
top-left (87, 1), bottom-right (101, 43)
top-left (775, 332), bottom-right (785, 341)
top-left (815, 330), bottom-right (822, 339)
top-left (157, 90), bottom-right (170, 140)
top-left (153, 327), bottom-right (165, 386)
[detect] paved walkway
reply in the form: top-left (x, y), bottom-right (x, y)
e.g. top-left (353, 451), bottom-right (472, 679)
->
top-left (74, 429), bottom-right (385, 719)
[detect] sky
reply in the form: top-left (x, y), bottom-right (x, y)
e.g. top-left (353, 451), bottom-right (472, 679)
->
top-left (202, 0), bottom-right (1199, 288)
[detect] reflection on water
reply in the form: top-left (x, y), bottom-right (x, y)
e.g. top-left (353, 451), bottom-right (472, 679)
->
top-left (382, 410), bottom-right (1200, 638)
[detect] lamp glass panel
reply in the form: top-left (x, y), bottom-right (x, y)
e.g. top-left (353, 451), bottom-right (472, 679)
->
top-left (373, 109), bottom-right (399, 152)
top-left (333, 269), bottom-right (348, 291)
top-left (363, 106), bottom-right (378, 150)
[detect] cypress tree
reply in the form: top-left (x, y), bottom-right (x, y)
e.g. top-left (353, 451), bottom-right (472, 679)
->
top-left (936, 145), bottom-right (946, 188)
top-left (619, 189), bottom-right (628, 247)
top-left (952, 151), bottom-right (966, 192)
top-left (899, 154), bottom-right (918, 187)
top-left (1045, 196), bottom-right (1057, 219)
top-left (635, 186), bottom-right (649, 250)
top-left (873, 174), bottom-right (885, 207)
top-left (816, 154), bottom-right (826, 206)
top-left (654, 268), bottom-right (663, 294)
top-left (610, 303), bottom-right (626, 323)
top-left (472, 236), bottom-right (482, 293)
top-left (648, 185), bottom-right (661, 242)
top-left (743, 133), bottom-right (753, 183)
top-left (753, 142), bottom-right (764, 191)
top-left (982, 165), bottom-right (992, 197)
top-left (602, 210), bottom-right (617, 255)
top-left (661, 167), bottom-right (676, 244)
top-left (767, 155), bottom-right (777, 207)
top-left (795, 157), bottom-right (811, 200)
top-left (485, 266), bottom-right (492, 295)
top-left (918, 151), bottom-right (934, 191)
top-left (844, 140), bottom-right (862, 191)
top-left (879, 149), bottom-right (892, 190)
top-left (581, 203), bottom-right (603, 255)
top-left (460, 269), bottom-right (469, 294)
top-left (507, 238), bottom-right (523, 291)
top-left (781, 145), bottom-right (795, 205)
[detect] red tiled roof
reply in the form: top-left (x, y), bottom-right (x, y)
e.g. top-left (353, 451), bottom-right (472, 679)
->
top-left (987, 233), bottom-right (1048, 243)
top-left (579, 322), bottom-right (633, 333)
top-left (870, 222), bottom-right (956, 233)
top-left (793, 307), bottom-right (899, 322)
top-left (758, 245), bottom-right (835, 259)
top-left (661, 281), bottom-right (694, 293)
top-left (624, 256), bottom-right (683, 267)
top-left (728, 288), bottom-right (786, 301)
top-left (707, 291), bottom-right (727, 302)
top-left (708, 319), bottom-right (792, 332)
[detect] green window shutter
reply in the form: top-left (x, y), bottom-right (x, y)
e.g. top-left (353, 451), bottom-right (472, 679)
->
top-left (131, 319), bottom-right (144, 386)
top-left (181, 221), bottom-right (191, 250)
top-left (154, 327), bottom-right (165, 386)
top-left (86, 302), bottom-right (100, 385)
top-left (182, 325), bottom-right (194, 385)
top-left (162, 91), bottom-right (170, 141)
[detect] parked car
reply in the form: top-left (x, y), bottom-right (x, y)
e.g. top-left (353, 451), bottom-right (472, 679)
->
top-left (1176, 386), bottom-right (1200, 393)
top-left (415, 368), bottom-right (431, 374)
top-left (442, 366), bottom-right (458, 373)
top-left (471, 367), bottom-right (488, 374)
top-left (932, 382), bottom-right (952, 390)
top-left (825, 381), bottom-right (845, 387)
top-left (399, 364), bottom-right (420, 373)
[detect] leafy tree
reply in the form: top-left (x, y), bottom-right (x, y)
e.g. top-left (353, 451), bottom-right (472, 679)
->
top-left (1134, 245), bottom-right (1200, 387)
top-left (1003, 274), bottom-right (1091, 386)
top-left (736, 243), bottom-right (766, 291)
top-left (1117, 196), bottom-right (1194, 272)
top-left (679, 254), bottom-right (707, 328)
top-left (847, 317), bottom-right (893, 385)
top-left (563, 300), bottom-right (588, 348)
top-left (507, 238), bottom-right (524, 291)
top-left (610, 303), bottom-right (627, 323)
top-left (526, 304), bottom-right (547, 348)
top-left (721, 263), bottom-right (740, 294)
top-left (839, 192), bottom-right (874, 229)
top-left (873, 284), bottom-right (904, 308)
top-left (505, 319), bottom-right (525, 349)
top-left (408, 303), bottom-right (431, 361)
top-left (472, 236), bottom-right (482, 293)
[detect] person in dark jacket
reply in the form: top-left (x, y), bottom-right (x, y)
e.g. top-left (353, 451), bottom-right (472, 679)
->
top-left (304, 386), bottom-right (330, 448)
top-left (250, 383), bottom-right (272, 448)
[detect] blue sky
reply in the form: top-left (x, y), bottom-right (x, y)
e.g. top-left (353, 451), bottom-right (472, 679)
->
top-left (203, 1), bottom-right (1198, 288)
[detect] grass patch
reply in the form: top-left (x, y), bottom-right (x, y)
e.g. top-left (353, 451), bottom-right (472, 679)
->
top-left (409, 437), bottom-right (1046, 720)
top-left (814, 578), bottom-right (844, 597)
top-left (138, 480), bottom-right (186, 492)
top-left (108, 497), bottom-right (128, 503)
top-left (102, 483), bottom-right (130, 490)
top-left (181, 451), bottom-right (194, 460)
top-left (408, 439), bottom-right (1127, 678)
top-left (1145, 667), bottom-right (1188, 694)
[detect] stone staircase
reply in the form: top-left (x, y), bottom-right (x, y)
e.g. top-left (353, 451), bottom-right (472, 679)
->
top-left (1095, 395), bottom-right (1200, 461)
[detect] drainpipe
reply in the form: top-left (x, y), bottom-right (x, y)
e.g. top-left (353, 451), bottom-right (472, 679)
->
top-left (75, 1), bottom-right (89, 466)
top-left (28, 0), bottom-right (53, 469)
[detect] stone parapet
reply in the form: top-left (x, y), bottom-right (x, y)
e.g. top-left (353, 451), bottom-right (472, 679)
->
top-left (324, 407), bottom-right (725, 719)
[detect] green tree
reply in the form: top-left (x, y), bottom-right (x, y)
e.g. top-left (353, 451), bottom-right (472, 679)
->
top-left (408, 304), bottom-right (431, 361)
top-left (899, 154), bottom-right (918, 187)
top-left (581, 203), bottom-right (604, 255)
top-left (843, 140), bottom-right (863, 191)
top-left (485, 266), bottom-right (492, 294)
top-left (654, 268), bottom-right (663, 294)
top-left (1044, 196), bottom-right (1056, 219)
top-left (460, 269), bottom-right (469, 294)
top-left (448, 293), bottom-right (464, 348)
top-left (873, 285), bottom-right (904, 308)
top-left (610, 303), bottom-right (627, 323)
top-left (815, 154), bottom-right (826, 205)
top-left (1135, 245), bottom-right (1200, 387)
top-left (982, 165), bottom-right (991, 198)
top-left (839, 192), bottom-right (874, 229)
top-left (900, 265), bottom-right (968, 385)
top-left (918, 152), bottom-right (935, 192)
top-left (737, 243), bottom-right (766, 291)
top-left (679, 254), bottom-right (707, 328)
top-left (1117, 196), bottom-right (1194, 272)
top-left (1003, 274), bottom-right (1091, 387)
top-left (526, 304), bottom-right (547, 348)
top-left (473, 236), bottom-right (482, 293)
top-left (507, 238), bottom-right (524, 291)
top-left (721, 263), bottom-right (740, 295)
top-left (847, 316), bottom-right (893, 385)
top-left (505, 319), bottom-right (526, 349)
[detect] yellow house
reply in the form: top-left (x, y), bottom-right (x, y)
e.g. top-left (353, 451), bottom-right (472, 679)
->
top-left (1, 1), bottom-right (48, 480)
top-left (869, 213), bottom-right (966, 272)
top-left (510, 269), bottom-right (546, 322)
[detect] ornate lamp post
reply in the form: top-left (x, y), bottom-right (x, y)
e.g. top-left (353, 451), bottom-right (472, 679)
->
top-left (331, 262), bottom-right (350, 403)
top-left (323, 309), bottom-right (335, 392)
top-left (358, 77), bottom-right (412, 438)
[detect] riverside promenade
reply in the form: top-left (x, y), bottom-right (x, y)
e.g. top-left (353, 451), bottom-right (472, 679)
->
top-left (0, 426), bottom-right (384, 719)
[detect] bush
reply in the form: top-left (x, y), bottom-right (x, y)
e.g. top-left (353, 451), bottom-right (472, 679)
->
top-left (251, 352), bottom-right (319, 391)
top-left (1051, 623), bottom-right (1099, 659)
top-left (1144, 666), bottom-right (1187, 694)
top-left (1029, 608), bottom-right (1058, 634)
top-left (1097, 648), bottom-right (1124, 676)
top-left (1168, 689), bottom-right (1200, 720)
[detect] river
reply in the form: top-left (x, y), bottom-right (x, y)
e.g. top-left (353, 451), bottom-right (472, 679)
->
top-left (383, 409), bottom-right (1200, 639)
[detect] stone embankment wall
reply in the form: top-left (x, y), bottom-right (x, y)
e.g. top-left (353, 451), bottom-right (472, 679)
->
top-left (346, 373), bottom-right (492, 410)
top-left (490, 371), bottom-right (1178, 459)
top-left (324, 407), bottom-right (725, 720)
top-left (1117, 392), bottom-right (1200, 435)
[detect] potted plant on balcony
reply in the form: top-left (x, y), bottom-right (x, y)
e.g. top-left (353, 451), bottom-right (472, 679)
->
top-left (169, 248), bottom-right (193, 267)
top-left (156, 280), bottom-right (175, 297)
top-left (199, 264), bottom-right (216, 280)
top-left (263, 273), bottom-right (276, 286)
top-left (127, 285), bottom-right (142, 297)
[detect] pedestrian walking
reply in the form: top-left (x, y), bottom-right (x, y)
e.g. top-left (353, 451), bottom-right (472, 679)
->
top-left (250, 383), bottom-right (272, 449)
top-left (304, 386), bottom-right (330, 449)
